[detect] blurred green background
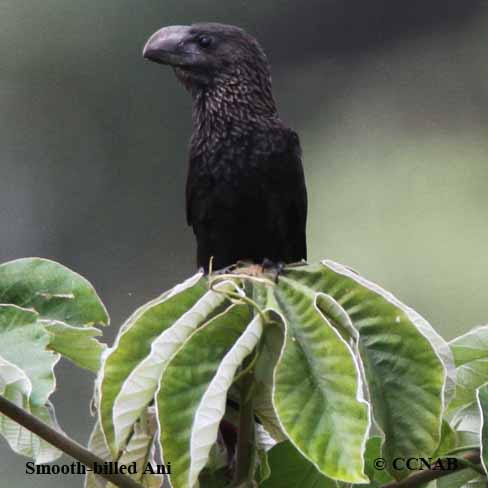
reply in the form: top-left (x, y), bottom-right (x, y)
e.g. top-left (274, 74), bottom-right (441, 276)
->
top-left (1, 1), bottom-right (487, 486)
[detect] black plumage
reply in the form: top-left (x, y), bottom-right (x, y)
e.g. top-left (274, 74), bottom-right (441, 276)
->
top-left (143, 23), bottom-right (307, 271)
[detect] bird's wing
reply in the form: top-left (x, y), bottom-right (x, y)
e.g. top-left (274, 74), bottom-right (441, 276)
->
top-left (263, 129), bottom-right (308, 261)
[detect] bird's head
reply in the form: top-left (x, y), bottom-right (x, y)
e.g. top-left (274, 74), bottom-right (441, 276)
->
top-left (142, 23), bottom-right (274, 102)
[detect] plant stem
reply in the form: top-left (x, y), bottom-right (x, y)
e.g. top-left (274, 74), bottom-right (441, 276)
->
top-left (0, 395), bottom-right (144, 488)
top-left (233, 362), bottom-right (255, 487)
top-left (381, 450), bottom-right (482, 488)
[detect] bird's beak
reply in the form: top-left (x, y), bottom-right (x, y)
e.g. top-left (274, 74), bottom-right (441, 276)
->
top-left (142, 25), bottom-right (193, 67)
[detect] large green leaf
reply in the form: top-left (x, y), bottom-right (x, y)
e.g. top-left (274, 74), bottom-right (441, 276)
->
top-left (450, 326), bottom-right (488, 413)
top-left (272, 278), bottom-right (370, 482)
top-left (261, 441), bottom-right (339, 488)
top-left (279, 261), bottom-right (446, 478)
top-left (99, 273), bottom-right (207, 456)
top-left (157, 304), bottom-right (252, 488)
top-left (0, 258), bottom-right (109, 462)
top-left (0, 304), bottom-right (61, 462)
top-left (0, 258), bottom-right (108, 327)
top-left (189, 312), bottom-right (263, 486)
top-left (111, 281), bottom-right (234, 454)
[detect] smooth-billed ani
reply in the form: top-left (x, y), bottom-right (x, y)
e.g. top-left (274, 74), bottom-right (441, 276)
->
top-left (143, 23), bottom-right (307, 271)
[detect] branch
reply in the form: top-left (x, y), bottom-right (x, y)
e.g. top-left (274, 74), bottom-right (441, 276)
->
top-left (381, 451), bottom-right (482, 488)
top-left (0, 395), bottom-right (144, 488)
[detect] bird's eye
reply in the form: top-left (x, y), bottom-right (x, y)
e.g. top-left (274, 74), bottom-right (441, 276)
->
top-left (197, 35), bottom-right (213, 48)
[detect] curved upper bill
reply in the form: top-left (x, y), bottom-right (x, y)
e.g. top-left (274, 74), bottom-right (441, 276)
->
top-left (142, 25), bottom-right (194, 66)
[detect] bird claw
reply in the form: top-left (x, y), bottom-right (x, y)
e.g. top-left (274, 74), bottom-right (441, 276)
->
top-left (262, 259), bottom-right (285, 283)
top-left (233, 263), bottom-right (264, 277)
top-left (212, 259), bottom-right (293, 283)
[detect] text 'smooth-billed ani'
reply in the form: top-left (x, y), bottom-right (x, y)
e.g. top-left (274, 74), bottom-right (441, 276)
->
top-left (143, 23), bottom-right (307, 271)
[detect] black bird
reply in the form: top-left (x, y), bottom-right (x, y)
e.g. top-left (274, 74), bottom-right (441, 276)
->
top-left (143, 23), bottom-right (307, 272)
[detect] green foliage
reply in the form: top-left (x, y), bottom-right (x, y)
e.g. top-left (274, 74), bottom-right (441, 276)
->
top-left (98, 274), bottom-right (227, 456)
top-left (0, 304), bottom-right (60, 462)
top-left (0, 258), bottom-right (109, 326)
top-left (158, 304), bottom-right (253, 488)
top-left (0, 258), bottom-right (107, 463)
top-left (265, 276), bottom-right (370, 482)
top-left (1, 257), bottom-right (488, 488)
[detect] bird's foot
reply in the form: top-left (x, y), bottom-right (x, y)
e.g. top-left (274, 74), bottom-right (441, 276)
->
top-left (262, 259), bottom-right (285, 283)
top-left (218, 260), bottom-right (291, 282)
top-left (233, 262), bottom-right (264, 277)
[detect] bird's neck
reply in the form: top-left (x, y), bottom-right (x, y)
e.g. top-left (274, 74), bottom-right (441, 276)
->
top-left (190, 69), bottom-right (278, 153)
